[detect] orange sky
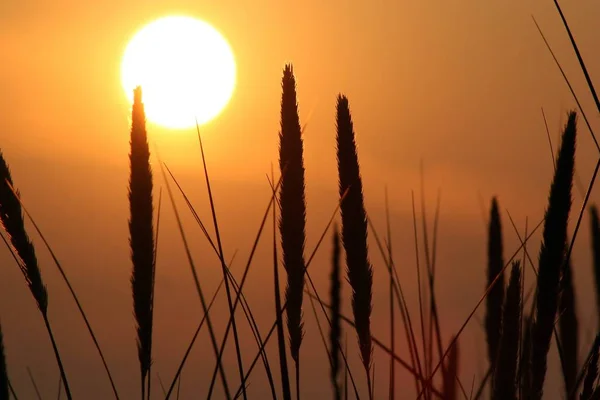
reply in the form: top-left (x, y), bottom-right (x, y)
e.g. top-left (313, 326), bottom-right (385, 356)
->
top-left (1, 0), bottom-right (600, 398)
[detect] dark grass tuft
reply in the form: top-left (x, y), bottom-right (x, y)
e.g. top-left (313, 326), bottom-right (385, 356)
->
top-left (336, 94), bottom-right (374, 395)
top-left (530, 111), bottom-right (577, 400)
top-left (278, 64), bottom-right (307, 395)
top-left (493, 261), bottom-right (522, 400)
top-left (128, 86), bottom-right (156, 399)
top-left (486, 197), bottom-right (505, 370)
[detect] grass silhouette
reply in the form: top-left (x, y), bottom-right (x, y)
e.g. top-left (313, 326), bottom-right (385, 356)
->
top-left (2, 3), bottom-right (600, 400)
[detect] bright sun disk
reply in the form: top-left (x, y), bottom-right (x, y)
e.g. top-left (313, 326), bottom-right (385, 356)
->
top-left (121, 16), bottom-right (236, 129)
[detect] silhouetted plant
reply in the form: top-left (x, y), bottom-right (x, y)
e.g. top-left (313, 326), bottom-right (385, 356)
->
top-left (330, 226), bottom-right (342, 400)
top-left (336, 94), bottom-right (374, 397)
top-left (486, 197), bottom-right (505, 372)
top-left (529, 111), bottom-right (577, 400)
top-left (273, 167), bottom-right (292, 400)
top-left (493, 261), bottom-right (521, 400)
top-left (278, 64), bottom-right (307, 397)
top-left (0, 151), bottom-right (72, 400)
top-left (129, 86), bottom-right (156, 400)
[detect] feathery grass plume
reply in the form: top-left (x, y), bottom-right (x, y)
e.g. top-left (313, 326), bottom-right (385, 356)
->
top-left (129, 86), bottom-right (156, 400)
top-left (492, 261), bottom-right (522, 400)
top-left (0, 323), bottom-right (8, 400)
top-left (530, 111), bottom-right (577, 400)
top-left (0, 154), bottom-right (47, 315)
top-left (581, 334), bottom-right (600, 400)
top-left (0, 151), bottom-right (72, 399)
top-left (560, 252), bottom-right (579, 397)
top-left (590, 205), bottom-right (600, 328)
top-left (278, 64), bottom-right (308, 395)
top-left (330, 225), bottom-right (342, 400)
top-left (336, 94), bottom-right (374, 396)
top-left (486, 197), bottom-right (505, 371)
top-left (442, 337), bottom-right (459, 400)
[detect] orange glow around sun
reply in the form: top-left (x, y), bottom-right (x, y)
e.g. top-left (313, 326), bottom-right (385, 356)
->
top-left (121, 16), bottom-right (236, 129)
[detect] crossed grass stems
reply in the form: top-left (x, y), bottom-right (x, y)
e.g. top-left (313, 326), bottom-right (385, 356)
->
top-left (1, 1), bottom-right (600, 399)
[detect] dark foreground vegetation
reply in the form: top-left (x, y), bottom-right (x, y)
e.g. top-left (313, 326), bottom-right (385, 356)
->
top-left (0, 2), bottom-right (599, 399)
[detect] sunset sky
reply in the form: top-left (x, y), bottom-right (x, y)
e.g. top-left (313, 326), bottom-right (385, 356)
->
top-left (1, 0), bottom-right (600, 398)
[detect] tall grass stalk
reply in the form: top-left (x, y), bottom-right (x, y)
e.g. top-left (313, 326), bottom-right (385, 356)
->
top-left (234, 198), bottom-right (366, 399)
top-left (422, 188), bottom-right (445, 398)
top-left (529, 111), bottom-right (577, 400)
top-left (329, 226), bottom-right (342, 400)
top-left (275, 186), bottom-right (361, 398)
top-left (418, 218), bottom-right (544, 399)
top-left (504, 208), bottom-right (572, 396)
top-left (368, 203), bottom-right (424, 396)
top-left (12, 184), bottom-right (119, 398)
top-left (278, 64), bottom-right (308, 399)
top-left (165, 163), bottom-right (283, 399)
top-left (384, 191), bottom-right (395, 400)
top-left (194, 123), bottom-right (248, 400)
top-left (336, 94), bottom-right (373, 398)
top-left (201, 170), bottom-right (283, 399)
top-left (128, 86), bottom-right (156, 400)
top-left (304, 290), bottom-right (441, 396)
top-left (273, 166), bottom-right (292, 400)
top-left (532, 17), bottom-right (598, 154)
top-left (486, 197), bottom-right (505, 373)
top-left (272, 181), bottom-right (360, 399)
top-left (552, 0), bottom-right (600, 115)
top-left (492, 262), bottom-right (521, 400)
top-left (158, 161), bottom-right (231, 399)
top-left (410, 193), bottom-right (428, 397)
top-left (0, 152), bottom-right (72, 400)
top-left (163, 249), bottom-right (271, 399)
top-left (420, 174), bottom-right (445, 392)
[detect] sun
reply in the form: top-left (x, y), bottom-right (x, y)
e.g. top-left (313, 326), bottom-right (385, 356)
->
top-left (121, 16), bottom-right (236, 129)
